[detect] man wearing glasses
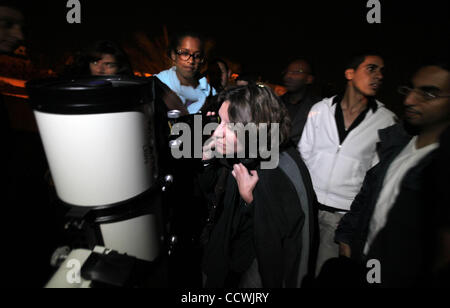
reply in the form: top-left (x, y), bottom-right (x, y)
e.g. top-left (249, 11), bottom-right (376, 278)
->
top-left (281, 59), bottom-right (320, 145)
top-left (335, 61), bottom-right (450, 287)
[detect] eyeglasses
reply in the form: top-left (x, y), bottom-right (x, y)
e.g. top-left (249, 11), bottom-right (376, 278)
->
top-left (283, 69), bottom-right (310, 76)
top-left (398, 86), bottom-right (450, 102)
top-left (175, 50), bottom-right (205, 63)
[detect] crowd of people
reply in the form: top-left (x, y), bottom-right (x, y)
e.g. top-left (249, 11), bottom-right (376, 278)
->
top-left (150, 30), bottom-right (449, 288)
top-left (1, 2), bottom-right (449, 288)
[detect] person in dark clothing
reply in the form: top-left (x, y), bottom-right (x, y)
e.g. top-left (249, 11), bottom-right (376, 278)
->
top-left (335, 62), bottom-right (450, 287)
top-left (206, 58), bottom-right (231, 93)
top-left (199, 84), bottom-right (317, 288)
top-left (1, 2), bottom-right (59, 287)
top-left (200, 58), bottom-right (231, 114)
top-left (280, 59), bottom-right (320, 144)
top-left (424, 126), bottom-right (450, 286)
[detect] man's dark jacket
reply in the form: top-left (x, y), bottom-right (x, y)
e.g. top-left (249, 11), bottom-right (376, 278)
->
top-left (281, 92), bottom-right (320, 145)
top-left (335, 124), bottom-right (441, 287)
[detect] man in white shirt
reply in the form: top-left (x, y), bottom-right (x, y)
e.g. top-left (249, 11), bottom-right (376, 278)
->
top-left (298, 53), bottom-right (396, 274)
top-left (336, 62), bottom-right (450, 287)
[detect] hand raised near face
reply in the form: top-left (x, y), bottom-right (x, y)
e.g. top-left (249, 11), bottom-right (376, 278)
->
top-left (232, 163), bottom-right (259, 204)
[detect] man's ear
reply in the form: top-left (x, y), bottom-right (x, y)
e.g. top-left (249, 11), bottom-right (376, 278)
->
top-left (345, 68), bottom-right (354, 81)
top-left (306, 74), bottom-right (314, 85)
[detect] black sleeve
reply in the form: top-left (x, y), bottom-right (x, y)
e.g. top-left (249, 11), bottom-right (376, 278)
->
top-left (253, 168), bottom-right (305, 288)
top-left (196, 159), bottom-right (220, 195)
top-left (335, 165), bottom-right (377, 246)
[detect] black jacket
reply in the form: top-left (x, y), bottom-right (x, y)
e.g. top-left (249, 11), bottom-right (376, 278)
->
top-left (335, 124), bottom-right (442, 287)
top-left (281, 91), bottom-right (320, 145)
top-left (200, 147), bottom-right (317, 288)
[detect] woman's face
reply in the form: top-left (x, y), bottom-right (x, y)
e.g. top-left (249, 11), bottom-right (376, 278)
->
top-left (171, 36), bottom-right (204, 81)
top-left (89, 54), bottom-right (118, 76)
top-left (213, 101), bottom-right (244, 156)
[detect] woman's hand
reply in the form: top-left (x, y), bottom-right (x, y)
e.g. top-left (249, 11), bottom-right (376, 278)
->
top-left (202, 137), bottom-right (216, 161)
top-left (232, 163), bottom-right (259, 204)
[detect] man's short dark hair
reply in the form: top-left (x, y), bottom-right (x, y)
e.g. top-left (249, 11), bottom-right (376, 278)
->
top-left (285, 57), bottom-right (314, 75)
top-left (418, 55), bottom-right (449, 72)
top-left (0, 1), bottom-right (24, 10)
top-left (345, 52), bottom-right (383, 70)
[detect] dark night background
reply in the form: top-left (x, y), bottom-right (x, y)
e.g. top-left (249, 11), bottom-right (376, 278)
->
top-left (21, 0), bottom-right (449, 115)
top-left (2, 0), bottom-right (449, 287)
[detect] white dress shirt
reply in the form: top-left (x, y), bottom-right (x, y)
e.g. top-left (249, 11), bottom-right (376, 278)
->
top-left (364, 136), bottom-right (439, 254)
